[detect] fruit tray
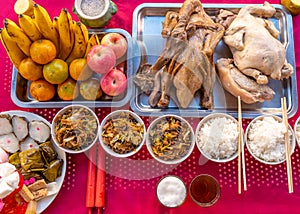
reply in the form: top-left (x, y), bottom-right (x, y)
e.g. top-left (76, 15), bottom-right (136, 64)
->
top-left (130, 3), bottom-right (298, 118)
top-left (10, 28), bottom-right (134, 108)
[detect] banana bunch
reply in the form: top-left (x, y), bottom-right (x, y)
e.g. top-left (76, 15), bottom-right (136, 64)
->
top-left (1, 3), bottom-right (96, 69)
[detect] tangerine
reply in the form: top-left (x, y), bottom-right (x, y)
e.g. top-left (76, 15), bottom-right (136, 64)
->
top-left (80, 78), bottom-right (102, 100)
top-left (30, 39), bottom-right (56, 64)
top-left (57, 78), bottom-right (79, 101)
top-left (30, 79), bottom-right (55, 101)
top-left (43, 59), bottom-right (69, 84)
top-left (69, 58), bottom-right (93, 81)
top-left (18, 57), bottom-right (43, 81)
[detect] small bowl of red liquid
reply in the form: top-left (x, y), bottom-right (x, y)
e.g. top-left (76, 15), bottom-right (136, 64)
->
top-left (189, 174), bottom-right (220, 207)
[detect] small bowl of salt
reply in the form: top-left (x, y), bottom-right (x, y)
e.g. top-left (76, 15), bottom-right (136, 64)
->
top-left (73, 0), bottom-right (118, 28)
top-left (156, 175), bottom-right (187, 208)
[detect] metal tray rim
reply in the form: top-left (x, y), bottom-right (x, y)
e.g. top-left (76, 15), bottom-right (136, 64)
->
top-left (131, 3), bottom-right (298, 119)
top-left (10, 28), bottom-right (134, 108)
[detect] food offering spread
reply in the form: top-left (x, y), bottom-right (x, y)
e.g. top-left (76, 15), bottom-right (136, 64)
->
top-left (0, 111), bottom-right (66, 213)
top-left (0, 0), bottom-right (299, 213)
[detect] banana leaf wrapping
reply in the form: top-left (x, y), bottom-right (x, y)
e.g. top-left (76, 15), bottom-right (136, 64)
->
top-left (20, 169), bottom-right (44, 181)
top-left (9, 140), bottom-right (63, 183)
top-left (42, 159), bottom-right (63, 182)
top-left (39, 141), bottom-right (58, 165)
top-left (19, 148), bottom-right (45, 171)
top-left (9, 152), bottom-right (21, 169)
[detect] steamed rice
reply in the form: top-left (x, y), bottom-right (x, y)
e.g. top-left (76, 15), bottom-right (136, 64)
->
top-left (197, 116), bottom-right (238, 160)
top-left (295, 119), bottom-right (300, 142)
top-left (247, 116), bottom-right (290, 163)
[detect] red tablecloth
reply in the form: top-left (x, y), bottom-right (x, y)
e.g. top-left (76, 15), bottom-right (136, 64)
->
top-left (1, 0), bottom-right (300, 214)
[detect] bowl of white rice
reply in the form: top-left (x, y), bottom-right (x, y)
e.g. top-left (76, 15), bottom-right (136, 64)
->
top-left (293, 116), bottom-right (300, 147)
top-left (245, 115), bottom-right (295, 165)
top-left (195, 113), bottom-right (240, 163)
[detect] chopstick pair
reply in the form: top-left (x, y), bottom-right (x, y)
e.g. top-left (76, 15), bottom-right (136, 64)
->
top-left (86, 144), bottom-right (106, 214)
top-left (281, 97), bottom-right (293, 193)
top-left (237, 96), bottom-right (247, 194)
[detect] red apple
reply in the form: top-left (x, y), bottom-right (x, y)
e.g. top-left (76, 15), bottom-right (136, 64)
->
top-left (101, 33), bottom-right (128, 59)
top-left (87, 44), bottom-right (116, 74)
top-left (100, 69), bottom-right (127, 97)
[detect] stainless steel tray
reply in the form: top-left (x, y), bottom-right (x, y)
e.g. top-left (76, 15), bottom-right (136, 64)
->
top-left (11, 28), bottom-right (134, 108)
top-left (131, 3), bottom-right (298, 118)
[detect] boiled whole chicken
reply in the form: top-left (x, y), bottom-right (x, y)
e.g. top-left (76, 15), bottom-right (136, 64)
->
top-left (221, 1), bottom-right (293, 85)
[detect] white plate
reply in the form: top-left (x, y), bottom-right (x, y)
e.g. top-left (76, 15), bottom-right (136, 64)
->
top-left (0, 110), bottom-right (66, 213)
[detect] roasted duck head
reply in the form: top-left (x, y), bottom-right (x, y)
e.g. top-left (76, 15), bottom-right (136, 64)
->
top-left (134, 0), bottom-right (225, 109)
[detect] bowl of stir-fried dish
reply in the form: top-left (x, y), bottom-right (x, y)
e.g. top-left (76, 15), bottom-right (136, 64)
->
top-left (146, 115), bottom-right (195, 165)
top-left (51, 105), bottom-right (99, 154)
top-left (99, 110), bottom-right (146, 158)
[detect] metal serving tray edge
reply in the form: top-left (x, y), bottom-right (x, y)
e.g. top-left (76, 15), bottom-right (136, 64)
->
top-left (11, 28), bottom-right (134, 108)
top-left (131, 3), bottom-right (298, 118)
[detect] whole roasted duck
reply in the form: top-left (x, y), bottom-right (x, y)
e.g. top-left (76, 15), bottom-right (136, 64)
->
top-left (134, 0), bottom-right (224, 109)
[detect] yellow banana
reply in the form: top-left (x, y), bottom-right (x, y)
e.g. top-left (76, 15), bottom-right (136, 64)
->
top-left (80, 22), bottom-right (89, 43)
top-left (4, 18), bottom-right (32, 56)
top-left (57, 8), bottom-right (74, 60)
top-left (33, 4), bottom-right (59, 53)
top-left (18, 14), bottom-right (43, 41)
top-left (0, 28), bottom-right (26, 69)
top-left (68, 14), bottom-right (75, 47)
top-left (53, 16), bottom-right (59, 33)
top-left (66, 22), bottom-right (87, 64)
top-left (84, 33), bottom-right (100, 58)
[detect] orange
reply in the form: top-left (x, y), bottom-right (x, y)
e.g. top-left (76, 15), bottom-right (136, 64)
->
top-left (80, 78), bottom-right (102, 100)
top-left (57, 78), bottom-right (79, 101)
top-left (69, 58), bottom-right (93, 81)
top-left (43, 59), bottom-right (69, 84)
top-left (30, 79), bottom-right (55, 101)
top-left (30, 39), bottom-right (56, 64)
top-left (18, 57), bottom-right (43, 81)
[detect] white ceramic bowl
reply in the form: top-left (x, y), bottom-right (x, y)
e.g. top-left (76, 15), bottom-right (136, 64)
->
top-left (156, 175), bottom-right (187, 208)
top-left (245, 115), bottom-right (295, 165)
top-left (293, 116), bottom-right (300, 147)
top-left (195, 113), bottom-right (240, 163)
top-left (99, 110), bottom-right (146, 158)
top-left (146, 114), bottom-right (195, 165)
top-left (51, 105), bottom-right (99, 154)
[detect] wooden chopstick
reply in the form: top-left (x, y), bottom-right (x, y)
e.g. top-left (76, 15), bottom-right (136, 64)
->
top-left (241, 128), bottom-right (247, 191)
top-left (237, 96), bottom-right (247, 193)
top-left (237, 96), bottom-right (242, 194)
top-left (281, 97), bottom-right (293, 193)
